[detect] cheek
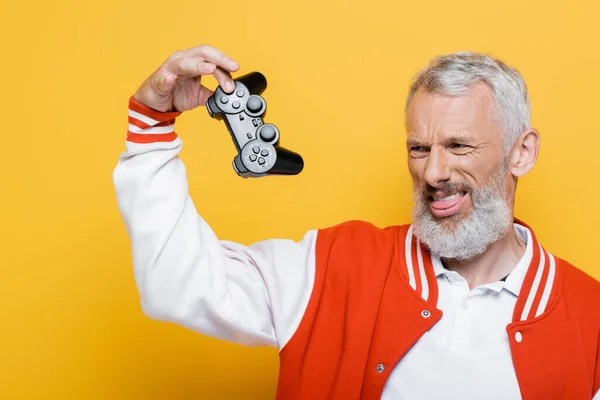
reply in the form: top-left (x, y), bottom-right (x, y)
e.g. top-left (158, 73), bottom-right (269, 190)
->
top-left (407, 159), bottom-right (424, 182)
top-left (453, 156), bottom-right (490, 184)
top-left (455, 156), bottom-right (504, 190)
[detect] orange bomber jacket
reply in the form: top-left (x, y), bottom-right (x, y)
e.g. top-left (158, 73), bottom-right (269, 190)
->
top-left (275, 219), bottom-right (600, 399)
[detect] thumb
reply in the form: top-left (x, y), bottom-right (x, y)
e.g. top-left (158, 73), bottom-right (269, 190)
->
top-left (153, 73), bottom-right (177, 95)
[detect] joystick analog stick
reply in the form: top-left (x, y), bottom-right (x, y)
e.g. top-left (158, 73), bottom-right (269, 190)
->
top-left (258, 124), bottom-right (277, 143)
top-left (247, 96), bottom-right (263, 113)
top-left (245, 95), bottom-right (265, 117)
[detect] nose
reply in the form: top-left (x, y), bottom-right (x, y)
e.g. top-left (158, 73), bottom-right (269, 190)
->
top-left (423, 147), bottom-right (451, 187)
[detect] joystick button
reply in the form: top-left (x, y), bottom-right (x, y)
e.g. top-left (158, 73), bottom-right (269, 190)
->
top-left (247, 97), bottom-right (263, 113)
top-left (259, 125), bottom-right (277, 142)
top-left (219, 96), bottom-right (229, 104)
top-left (232, 100), bottom-right (241, 109)
top-left (236, 90), bottom-right (245, 98)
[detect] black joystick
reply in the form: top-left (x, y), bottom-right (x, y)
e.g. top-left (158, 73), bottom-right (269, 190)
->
top-left (206, 72), bottom-right (304, 178)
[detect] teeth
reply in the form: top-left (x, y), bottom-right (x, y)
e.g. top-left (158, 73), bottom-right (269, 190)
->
top-left (434, 193), bottom-right (462, 201)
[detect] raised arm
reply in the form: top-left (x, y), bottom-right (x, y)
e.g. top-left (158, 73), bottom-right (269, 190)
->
top-left (112, 45), bottom-right (316, 349)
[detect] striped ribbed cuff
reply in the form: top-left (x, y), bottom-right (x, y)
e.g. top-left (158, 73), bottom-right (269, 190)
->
top-left (127, 97), bottom-right (182, 144)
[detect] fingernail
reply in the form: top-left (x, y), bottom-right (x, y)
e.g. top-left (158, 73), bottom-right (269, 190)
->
top-left (228, 60), bottom-right (239, 69)
top-left (226, 81), bottom-right (234, 92)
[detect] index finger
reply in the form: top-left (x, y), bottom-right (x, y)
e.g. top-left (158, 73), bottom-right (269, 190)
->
top-left (183, 44), bottom-right (239, 72)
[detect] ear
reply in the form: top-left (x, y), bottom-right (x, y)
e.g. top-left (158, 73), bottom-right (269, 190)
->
top-left (509, 128), bottom-right (540, 177)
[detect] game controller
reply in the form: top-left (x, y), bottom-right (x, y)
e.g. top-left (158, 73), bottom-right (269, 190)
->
top-left (206, 72), bottom-right (304, 178)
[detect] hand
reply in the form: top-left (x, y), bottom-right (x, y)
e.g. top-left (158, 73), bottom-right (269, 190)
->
top-left (133, 44), bottom-right (240, 112)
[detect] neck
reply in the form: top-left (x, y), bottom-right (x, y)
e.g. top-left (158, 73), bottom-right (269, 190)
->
top-left (443, 225), bottom-right (526, 290)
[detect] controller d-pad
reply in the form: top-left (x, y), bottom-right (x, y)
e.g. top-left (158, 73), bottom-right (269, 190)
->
top-left (240, 139), bottom-right (277, 173)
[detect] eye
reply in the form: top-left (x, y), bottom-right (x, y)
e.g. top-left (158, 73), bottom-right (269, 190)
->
top-left (408, 145), bottom-right (430, 159)
top-left (449, 143), bottom-right (472, 153)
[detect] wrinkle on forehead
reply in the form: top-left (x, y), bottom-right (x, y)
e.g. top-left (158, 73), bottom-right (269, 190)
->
top-left (406, 83), bottom-right (501, 143)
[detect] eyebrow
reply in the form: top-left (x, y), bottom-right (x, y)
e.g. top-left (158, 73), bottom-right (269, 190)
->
top-left (406, 134), bottom-right (475, 147)
top-left (406, 138), bottom-right (424, 147)
top-left (444, 134), bottom-right (475, 144)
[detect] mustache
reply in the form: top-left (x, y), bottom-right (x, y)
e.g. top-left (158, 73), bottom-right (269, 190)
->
top-left (415, 181), bottom-right (474, 198)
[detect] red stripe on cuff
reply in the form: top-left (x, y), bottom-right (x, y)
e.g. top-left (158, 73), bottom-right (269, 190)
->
top-left (128, 117), bottom-right (175, 129)
top-left (127, 131), bottom-right (178, 144)
top-left (128, 96), bottom-right (182, 122)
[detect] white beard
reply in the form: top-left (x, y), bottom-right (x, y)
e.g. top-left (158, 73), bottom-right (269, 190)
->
top-left (411, 160), bottom-right (513, 261)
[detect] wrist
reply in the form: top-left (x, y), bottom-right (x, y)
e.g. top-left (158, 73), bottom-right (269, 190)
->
top-left (132, 90), bottom-right (174, 113)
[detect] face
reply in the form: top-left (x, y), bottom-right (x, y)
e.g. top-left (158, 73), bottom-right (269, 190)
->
top-left (405, 83), bottom-right (515, 260)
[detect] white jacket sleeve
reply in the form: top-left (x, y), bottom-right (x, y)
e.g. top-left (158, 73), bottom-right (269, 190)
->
top-left (112, 98), bottom-right (316, 349)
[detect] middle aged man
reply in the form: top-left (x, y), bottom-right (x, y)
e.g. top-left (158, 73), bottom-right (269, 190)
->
top-left (113, 44), bottom-right (600, 399)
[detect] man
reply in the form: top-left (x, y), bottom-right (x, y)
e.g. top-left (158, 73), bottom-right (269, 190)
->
top-left (113, 44), bottom-right (600, 399)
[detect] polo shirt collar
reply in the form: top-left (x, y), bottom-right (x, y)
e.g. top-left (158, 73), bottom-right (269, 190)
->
top-left (430, 223), bottom-right (533, 296)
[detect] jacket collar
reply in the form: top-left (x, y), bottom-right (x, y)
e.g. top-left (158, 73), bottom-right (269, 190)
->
top-left (402, 219), bottom-right (559, 323)
top-left (510, 218), bottom-right (559, 323)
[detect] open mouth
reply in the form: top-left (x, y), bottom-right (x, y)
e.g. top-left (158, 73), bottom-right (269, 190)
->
top-left (428, 191), bottom-right (469, 218)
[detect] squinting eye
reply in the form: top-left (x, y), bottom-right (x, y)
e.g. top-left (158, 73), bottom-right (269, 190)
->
top-left (411, 146), bottom-right (428, 152)
top-left (451, 143), bottom-right (467, 148)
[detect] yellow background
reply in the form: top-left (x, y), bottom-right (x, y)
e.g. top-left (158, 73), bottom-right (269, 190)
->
top-left (1, 0), bottom-right (599, 398)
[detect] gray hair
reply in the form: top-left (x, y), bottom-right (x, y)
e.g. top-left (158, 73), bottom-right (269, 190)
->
top-left (404, 51), bottom-right (531, 153)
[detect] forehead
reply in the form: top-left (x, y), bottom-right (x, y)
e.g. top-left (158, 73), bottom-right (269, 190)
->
top-left (405, 83), bottom-right (500, 141)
